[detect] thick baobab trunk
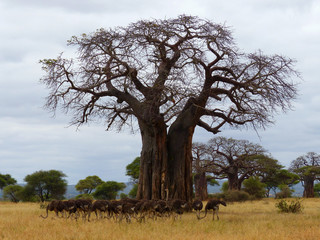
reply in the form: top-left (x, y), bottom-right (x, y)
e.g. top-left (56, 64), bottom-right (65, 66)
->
top-left (167, 110), bottom-right (196, 202)
top-left (227, 172), bottom-right (241, 191)
top-left (303, 177), bottom-right (314, 198)
top-left (136, 121), bottom-right (168, 200)
top-left (194, 171), bottom-right (208, 200)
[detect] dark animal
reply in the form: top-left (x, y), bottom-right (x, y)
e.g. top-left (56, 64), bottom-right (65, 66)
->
top-left (75, 199), bottom-right (92, 221)
top-left (63, 199), bottom-right (78, 219)
top-left (138, 200), bottom-right (156, 222)
top-left (40, 200), bottom-right (65, 219)
top-left (169, 199), bottom-right (190, 220)
top-left (199, 199), bottom-right (226, 220)
top-left (89, 200), bottom-right (110, 221)
top-left (119, 202), bottom-right (137, 223)
top-left (153, 200), bottom-right (170, 218)
top-left (192, 199), bottom-right (203, 219)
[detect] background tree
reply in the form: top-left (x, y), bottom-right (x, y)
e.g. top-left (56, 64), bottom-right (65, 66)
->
top-left (92, 181), bottom-right (126, 200)
top-left (75, 175), bottom-right (104, 194)
top-left (314, 182), bottom-right (320, 197)
top-left (203, 137), bottom-right (279, 191)
top-left (40, 15), bottom-right (299, 201)
top-left (24, 170), bottom-right (67, 202)
top-left (242, 176), bottom-right (266, 199)
top-left (192, 142), bottom-right (219, 200)
top-left (275, 184), bottom-right (295, 199)
top-left (126, 157), bottom-right (140, 198)
top-left (261, 169), bottom-right (299, 197)
top-left (126, 157), bottom-right (140, 184)
top-left (3, 185), bottom-right (24, 203)
top-left (0, 174), bottom-right (17, 190)
top-left (290, 152), bottom-right (320, 198)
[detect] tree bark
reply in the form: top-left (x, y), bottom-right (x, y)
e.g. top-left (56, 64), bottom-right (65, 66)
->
top-left (194, 172), bottom-right (208, 200)
top-left (227, 172), bottom-right (241, 190)
top-left (136, 120), bottom-right (168, 200)
top-left (303, 177), bottom-right (314, 198)
top-left (167, 107), bottom-right (197, 202)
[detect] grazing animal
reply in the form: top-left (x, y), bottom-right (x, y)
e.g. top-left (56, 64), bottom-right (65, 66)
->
top-left (89, 200), bottom-right (110, 221)
top-left (199, 199), bottom-right (226, 220)
top-left (192, 199), bottom-right (203, 219)
top-left (63, 199), bottom-right (77, 219)
top-left (169, 199), bottom-right (190, 220)
top-left (40, 200), bottom-right (65, 219)
top-left (138, 200), bottom-right (156, 222)
top-left (75, 199), bottom-right (92, 221)
top-left (153, 200), bottom-right (170, 217)
top-left (119, 202), bottom-right (137, 223)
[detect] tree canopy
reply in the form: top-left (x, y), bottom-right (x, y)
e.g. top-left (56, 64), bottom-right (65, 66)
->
top-left (126, 157), bottom-right (140, 184)
top-left (92, 181), bottom-right (126, 200)
top-left (40, 15), bottom-right (299, 201)
top-left (3, 185), bottom-right (24, 203)
top-left (290, 152), bottom-right (320, 197)
top-left (193, 137), bottom-right (281, 191)
top-left (24, 170), bottom-right (67, 202)
top-left (0, 174), bottom-right (17, 189)
top-left (75, 175), bottom-right (104, 194)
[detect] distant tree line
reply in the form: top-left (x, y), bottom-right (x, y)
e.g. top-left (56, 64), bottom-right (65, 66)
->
top-left (1, 139), bottom-right (319, 202)
top-left (126, 137), bottom-right (320, 201)
top-left (0, 171), bottom-right (125, 203)
top-left (191, 137), bottom-right (320, 200)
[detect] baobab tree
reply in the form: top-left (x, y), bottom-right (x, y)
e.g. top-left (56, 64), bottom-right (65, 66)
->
top-left (40, 15), bottom-right (299, 201)
top-left (194, 137), bottom-right (280, 191)
top-left (290, 152), bottom-right (320, 198)
top-left (192, 142), bottom-right (219, 200)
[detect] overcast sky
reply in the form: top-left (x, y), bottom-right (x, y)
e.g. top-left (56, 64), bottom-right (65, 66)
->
top-left (0, 0), bottom-right (319, 184)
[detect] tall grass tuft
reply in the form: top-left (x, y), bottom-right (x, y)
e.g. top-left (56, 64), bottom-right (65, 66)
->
top-left (275, 198), bottom-right (303, 213)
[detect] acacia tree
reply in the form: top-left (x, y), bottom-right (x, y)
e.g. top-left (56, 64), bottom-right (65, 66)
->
top-left (201, 137), bottom-right (280, 191)
top-left (192, 142), bottom-right (219, 200)
top-left (261, 169), bottom-right (299, 197)
top-left (40, 15), bottom-right (299, 201)
top-left (75, 175), bottom-right (104, 194)
top-left (0, 174), bottom-right (17, 190)
top-left (24, 170), bottom-right (67, 202)
top-left (290, 152), bottom-right (320, 198)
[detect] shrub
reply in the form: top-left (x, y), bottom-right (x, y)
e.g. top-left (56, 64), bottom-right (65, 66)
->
top-left (120, 193), bottom-right (128, 199)
top-left (221, 181), bottom-right (229, 192)
top-left (275, 184), bottom-right (294, 199)
top-left (225, 190), bottom-right (250, 202)
top-left (75, 193), bottom-right (94, 200)
top-left (211, 190), bottom-right (250, 202)
top-left (128, 184), bottom-right (138, 198)
top-left (242, 176), bottom-right (266, 199)
top-left (275, 198), bottom-right (303, 213)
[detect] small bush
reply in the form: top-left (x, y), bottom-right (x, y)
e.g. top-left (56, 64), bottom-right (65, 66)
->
top-left (275, 198), bottom-right (303, 213)
top-left (242, 176), bottom-right (266, 199)
top-left (211, 190), bottom-right (250, 202)
top-left (275, 184), bottom-right (294, 199)
top-left (225, 190), bottom-right (250, 202)
top-left (120, 193), bottom-right (128, 199)
top-left (75, 193), bottom-right (94, 200)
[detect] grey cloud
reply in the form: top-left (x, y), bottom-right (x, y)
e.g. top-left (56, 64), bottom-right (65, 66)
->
top-left (2, 0), bottom-right (165, 14)
top-left (1, 0), bottom-right (319, 184)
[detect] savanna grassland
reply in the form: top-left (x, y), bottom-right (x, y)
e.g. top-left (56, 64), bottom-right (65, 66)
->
top-left (1, 198), bottom-right (320, 240)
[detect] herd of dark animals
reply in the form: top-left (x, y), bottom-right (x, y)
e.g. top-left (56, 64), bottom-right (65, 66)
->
top-left (40, 198), bottom-right (227, 223)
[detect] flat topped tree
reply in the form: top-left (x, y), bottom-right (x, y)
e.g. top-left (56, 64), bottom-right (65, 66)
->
top-left (41, 15), bottom-right (299, 201)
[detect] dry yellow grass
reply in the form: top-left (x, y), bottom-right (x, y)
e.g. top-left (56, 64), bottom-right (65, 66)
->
top-left (1, 198), bottom-right (320, 240)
